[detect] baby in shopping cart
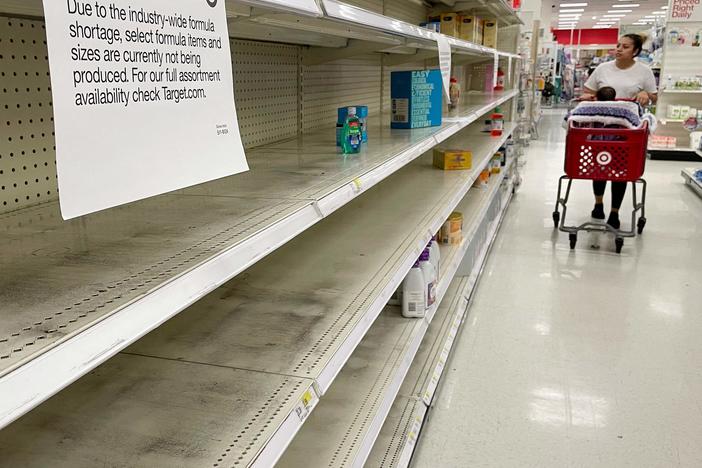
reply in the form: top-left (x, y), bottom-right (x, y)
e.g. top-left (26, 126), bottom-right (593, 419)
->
top-left (563, 87), bottom-right (657, 134)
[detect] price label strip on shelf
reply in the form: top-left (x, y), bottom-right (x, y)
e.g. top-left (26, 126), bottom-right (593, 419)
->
top-left (294, 388), bottom-right (318, 422)
top-left (42, 0), bottom-right (249, 219)
top-left (436, 34), bottom-right (453, 101)
top-left (406, 415), bottom-right (424, 447)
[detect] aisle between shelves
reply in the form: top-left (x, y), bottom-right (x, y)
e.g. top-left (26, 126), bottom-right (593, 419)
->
top-left (0, 123), bottom-right (519, 468)
top-left (0, 91), bottom-right (517, 430)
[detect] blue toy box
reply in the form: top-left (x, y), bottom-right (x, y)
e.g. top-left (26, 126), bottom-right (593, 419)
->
top-left (391, 70), bottom-right (443, 129)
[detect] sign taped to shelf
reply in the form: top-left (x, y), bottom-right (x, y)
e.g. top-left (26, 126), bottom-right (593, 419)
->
top-left (42, 0), bottom-right (248, 219)
top-left (436, 34), bottom-right (452, 100)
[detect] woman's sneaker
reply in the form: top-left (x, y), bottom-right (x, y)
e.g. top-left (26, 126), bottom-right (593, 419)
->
top-left (591, 203), bottom-right (605, 220)
top-left (607, 212), bottom-right (620, 230)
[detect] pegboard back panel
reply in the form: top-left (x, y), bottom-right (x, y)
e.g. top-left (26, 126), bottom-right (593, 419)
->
top-left (383, 0), bottom-right (428, 25)
top-left (231, 39), bottom-right (300, 148)
top-left (0, 17), bottom-right (57, 214)
top-left (301, 54), bottom-right (382, 133)
top-left (497, 24), bottom-right (520, 54)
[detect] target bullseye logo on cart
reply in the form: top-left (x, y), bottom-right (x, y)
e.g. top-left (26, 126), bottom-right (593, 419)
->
top-left (596, 151), bottom-right (613, 166)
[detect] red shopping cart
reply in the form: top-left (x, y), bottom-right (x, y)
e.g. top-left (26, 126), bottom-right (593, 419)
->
top-left (552, 119), bottom-right (648, 254)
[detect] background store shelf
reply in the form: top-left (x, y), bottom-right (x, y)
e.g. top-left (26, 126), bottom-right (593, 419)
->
top-left (661, 89), bottom-right (702, 94)
top-left (0, 91), bottom-right (516, 429)
top-left (681, 168), bottom-right (702, 198)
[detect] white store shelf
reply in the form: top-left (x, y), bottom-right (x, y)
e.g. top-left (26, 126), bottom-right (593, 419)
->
top-left (649, 146), bottom-right (702, 156)
top-left (278, 158), bottom-right (515, 468)
top-left (367, 176), bottom-right (516, 468)
top-left (321, 0), bottom-right (521, 58)
top-left (0, 0), bottom-right (520, 60)
top-left (365, 278), bottom-right (470, 468)
top-left (661, 89), bottom-right (702, 94)
top-left (0, 91), bottom-right (516, 430)
top-left (682, 168), bottom-right (702, 198)
top-left (0, 124), bottom-right (516, 467)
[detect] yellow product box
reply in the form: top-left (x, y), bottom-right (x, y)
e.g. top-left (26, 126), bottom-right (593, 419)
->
top-left (483, 18), bottom-right (498, 48)
top-left (457, 15), bottom-right (477, 42)
top-left (474, 16), bottom-right (484, 44)
top-left (440, 13), bottom-right (459, 37)
top-left (433, 149), bottom-right (473, 170)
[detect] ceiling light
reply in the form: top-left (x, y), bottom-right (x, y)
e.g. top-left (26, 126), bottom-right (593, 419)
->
top-left (603, 14), bottom-right (626, 17)
top-left (611, 3), bottom-right (639, 7)
top-left (661, 6), bottom-right (668, 9)
top-left (608, 9), bottom-right (632, 13)
top-left (559, 2), bottom-right (588, 6)
top-left (559, 8), bottom-right (585, 12)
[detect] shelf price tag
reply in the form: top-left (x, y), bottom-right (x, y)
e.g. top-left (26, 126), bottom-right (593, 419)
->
top-left (42, 0), bottom-right (249, 219)
top-left (406, 415), bottom-right (424, 447)
top-left (435, 35), bottom-right (452, 101)
top-left (294, 389), bottom-right (317, 422)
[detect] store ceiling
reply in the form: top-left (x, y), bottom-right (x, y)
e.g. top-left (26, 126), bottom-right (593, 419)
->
top-left (551, 0), bottom-right (668, 30)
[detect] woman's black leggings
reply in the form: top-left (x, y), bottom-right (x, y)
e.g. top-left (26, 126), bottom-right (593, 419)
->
top-left (593, 181), bottom-right (627, 210)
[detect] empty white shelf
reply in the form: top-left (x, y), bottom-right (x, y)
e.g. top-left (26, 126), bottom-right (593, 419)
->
top-left (0, 123), bottom-right (516, 467)
top-left (0, 91), bottom-right (516, 429)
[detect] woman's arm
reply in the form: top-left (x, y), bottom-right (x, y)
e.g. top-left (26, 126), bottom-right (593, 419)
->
top-left (638, 67), bottom-right (658, 105)
top-left (580, 86), bottom-right (597, 101)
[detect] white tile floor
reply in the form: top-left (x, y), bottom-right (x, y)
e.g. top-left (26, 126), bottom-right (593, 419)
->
top-left (412, 110), bottom-right (702, 468)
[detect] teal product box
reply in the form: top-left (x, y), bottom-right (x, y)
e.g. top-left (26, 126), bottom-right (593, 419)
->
top-left (336, 105), bottom-right (369, 146)
top-left (391, 70), bottom-right (443, 129)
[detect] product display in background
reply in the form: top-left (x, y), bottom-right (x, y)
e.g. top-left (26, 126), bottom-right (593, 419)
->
top-left (482, 19), bottom-right (498, 48)
top-left (440, 13), bottom-right (458, 37)
top-left (391, 70), bottom-right (443, 129)
top-left (458, 15), bottom-right (479, 42)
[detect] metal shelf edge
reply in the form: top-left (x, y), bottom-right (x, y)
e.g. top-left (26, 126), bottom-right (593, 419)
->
top-left (0, 202), bottom-right (321, 429)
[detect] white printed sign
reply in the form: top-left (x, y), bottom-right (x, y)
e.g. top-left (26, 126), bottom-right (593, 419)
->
top-left (436, 35), bottom-right (452, 100)
top-left (43, 0), bottom-right (248, 219)
top-left (669, 0), bottom-right (702, 21)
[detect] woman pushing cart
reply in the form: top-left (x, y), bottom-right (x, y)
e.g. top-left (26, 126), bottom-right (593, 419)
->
top-left (552, 33), bottom-right (657, 253)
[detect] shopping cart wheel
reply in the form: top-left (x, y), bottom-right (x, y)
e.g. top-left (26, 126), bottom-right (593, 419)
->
top-left (615, 237), bottom-right (624, 254)
top-left (637, 217), bottom-right (646, 234)
top-left (552, 211), bottom-right (560, 228)
top-left (569, 233), bottom-right (577, 249)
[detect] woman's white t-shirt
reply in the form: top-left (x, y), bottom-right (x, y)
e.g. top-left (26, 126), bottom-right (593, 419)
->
top-left (584, 61), bottom-right (657, 99)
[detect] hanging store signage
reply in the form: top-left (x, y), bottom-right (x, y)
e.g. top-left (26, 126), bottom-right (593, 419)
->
top-left (669, 0), bottom-right (702, 22)
top-left (436, 35), bottom-right (452, 100)
top-left (42, 0), bottom-right (248, 219)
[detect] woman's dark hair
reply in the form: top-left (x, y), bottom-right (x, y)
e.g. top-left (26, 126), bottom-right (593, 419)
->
top-left (622, 33), bottom-right (645, 57)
